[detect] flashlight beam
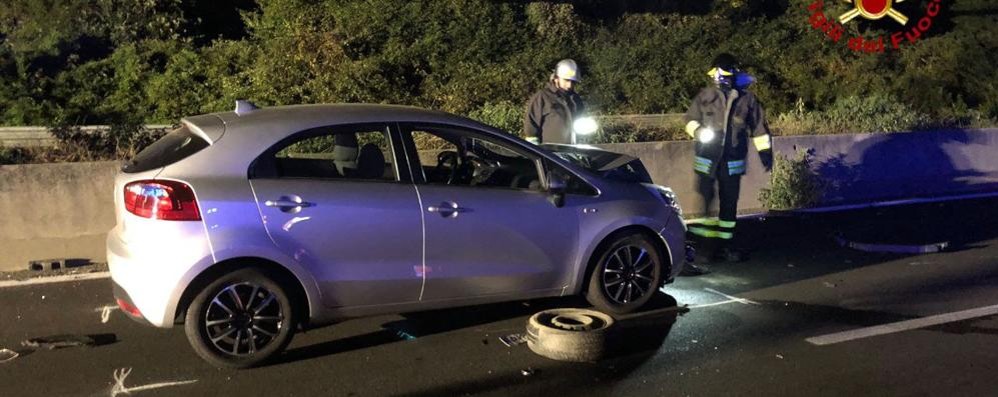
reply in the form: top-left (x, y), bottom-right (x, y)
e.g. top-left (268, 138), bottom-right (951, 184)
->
top-left (838, 9), bottom-right (862, 24)
top-left (887, 9), bottom-right (908, 25)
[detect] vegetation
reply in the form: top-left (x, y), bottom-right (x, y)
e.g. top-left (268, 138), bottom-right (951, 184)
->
top-left (759, 149), bottom-right (825, 210)
top-left (1, 0), bottom-right (995, 161)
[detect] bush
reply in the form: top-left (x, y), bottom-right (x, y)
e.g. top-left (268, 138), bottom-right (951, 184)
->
top-left (467, 101), bottom-right (524, 136)
top-left (759, 149), bottom-right (824, 210)
top-left (45, 124), bottom-right (167, 162)
top-left (774, 95), bottom-right (930, 135)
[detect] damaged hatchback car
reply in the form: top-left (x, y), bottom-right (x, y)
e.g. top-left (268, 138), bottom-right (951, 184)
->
top-left (107, 102), bottom-right (688, 368)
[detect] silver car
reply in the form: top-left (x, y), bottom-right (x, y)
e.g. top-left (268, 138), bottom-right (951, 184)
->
top-left (107, 102), bottom-right (687, 368)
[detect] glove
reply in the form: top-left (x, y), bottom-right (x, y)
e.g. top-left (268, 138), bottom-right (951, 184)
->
top-left (759, 149), bottom-right (773, 172)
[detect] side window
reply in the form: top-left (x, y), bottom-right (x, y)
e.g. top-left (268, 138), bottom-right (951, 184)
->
top-left (408, 126), bottom-right (542, 191)
top-left (272, 126), bottom-right (396, 181)
top-left (549, 163), bottom-right (599, 196)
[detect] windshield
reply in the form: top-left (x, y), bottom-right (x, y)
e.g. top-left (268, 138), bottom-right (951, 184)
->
top-left (544, 145), bottom-right (653, 184)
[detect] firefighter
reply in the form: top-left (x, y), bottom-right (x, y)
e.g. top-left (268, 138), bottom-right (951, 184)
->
top-left (524, 59), bottom-right (587, 145)
top-left (682, 53), bottom-right (773, 273)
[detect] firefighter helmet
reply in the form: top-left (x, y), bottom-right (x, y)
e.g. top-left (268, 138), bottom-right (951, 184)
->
top-left (555, 59), bottom-right (580, 82)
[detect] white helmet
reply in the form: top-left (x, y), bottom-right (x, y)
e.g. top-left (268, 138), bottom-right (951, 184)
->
top-left (555, 59), bottom-right (580, 82)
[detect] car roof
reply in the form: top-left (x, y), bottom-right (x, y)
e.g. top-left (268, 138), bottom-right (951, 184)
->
top-left (212, 103), bottom-right (487, 134)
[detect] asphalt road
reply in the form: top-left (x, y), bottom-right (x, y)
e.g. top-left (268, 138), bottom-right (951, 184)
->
top-left (2, 197), bottom-right (998, 397)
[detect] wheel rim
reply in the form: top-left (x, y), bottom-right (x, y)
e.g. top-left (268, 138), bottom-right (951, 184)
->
top-left (601, 244), bottom-right (656, 305)
top-left (204, 282), bottom-right (284, 356)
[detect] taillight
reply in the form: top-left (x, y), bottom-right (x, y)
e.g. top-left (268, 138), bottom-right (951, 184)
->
top-left (123, 180), bottom-right (201, 221)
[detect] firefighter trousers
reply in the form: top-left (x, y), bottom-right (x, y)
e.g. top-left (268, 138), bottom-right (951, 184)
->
top-left (691, 160), bottom-right (742, 242)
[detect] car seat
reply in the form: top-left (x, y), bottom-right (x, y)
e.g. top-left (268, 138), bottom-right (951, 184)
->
top-left (356, 143), bottom-right (386, 179)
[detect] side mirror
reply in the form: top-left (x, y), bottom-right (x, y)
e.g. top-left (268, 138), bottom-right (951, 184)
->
top-left (546, 171), bottom-right (567, 208)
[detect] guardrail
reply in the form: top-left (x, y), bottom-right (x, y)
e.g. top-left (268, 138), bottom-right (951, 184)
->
top-left (0, 116), bottom-right (686, 147)
top-left (0, 125), bottom-right (172, 147)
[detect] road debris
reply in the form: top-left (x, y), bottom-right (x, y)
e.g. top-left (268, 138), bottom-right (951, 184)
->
top-left (823, 281), bottom-right (837, 288)
top-left (110, 367), bottom-right (198, 397)
top-left (0, 348), bottom-right (18, 363)
top-left (776, 354), bottom-right (785, 359)
top-left (21, 333), bottom-right (116, 350)
top-left (498, 333), bottom-right (527, 347)
top-left (834, 235), bottom-right (949, 254)
top-left (520, 368), bottom-right (537, 376)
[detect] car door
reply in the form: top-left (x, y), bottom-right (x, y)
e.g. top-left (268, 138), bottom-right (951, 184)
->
top-left (250, 123), bottom-right (423, 308)
top-left (400, 123), bottom-right (581, 301)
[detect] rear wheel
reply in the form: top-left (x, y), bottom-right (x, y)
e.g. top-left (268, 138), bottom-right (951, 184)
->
top-left (585, 233), bottom-right (664, 314)
top-left (184, 268), bottom-right (296, 368)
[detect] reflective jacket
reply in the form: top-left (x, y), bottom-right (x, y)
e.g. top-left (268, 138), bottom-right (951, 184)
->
top-left (684, 86), bottom-right (771, 177)
top-left (524, 81), bottom-right (586, 144)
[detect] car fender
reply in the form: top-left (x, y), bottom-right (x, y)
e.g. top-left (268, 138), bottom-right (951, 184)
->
top-left (173, 244), bottom-right (324, 325)
top-left (569, 215), bottom-right (673, 295)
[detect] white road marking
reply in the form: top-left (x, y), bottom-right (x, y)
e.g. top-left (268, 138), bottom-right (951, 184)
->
top-left (94, 305), bottom-right (119, 323)
top-left (703, 288), bottom-right (759, 305)
top-left (688, 299), bottom-right (743, 309)
top-left (806, 303), bottom-right (998, 346)
top-left (110, 367), bottom-right (198, 397)
top-left (0, 272), bottom-right (110, 288)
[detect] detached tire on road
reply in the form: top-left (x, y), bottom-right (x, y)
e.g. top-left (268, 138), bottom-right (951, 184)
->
top-left (184, 268), bottom-right (296, 368)
top-left (526, 308), bottom-right (615, 362)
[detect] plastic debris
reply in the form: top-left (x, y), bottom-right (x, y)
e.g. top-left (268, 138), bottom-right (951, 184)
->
top-left (776, 354), bottom-right (785, 359)
top-left (521, 368), bottom-right (536, 376)
top-left (823, 282), bottom-right (837, 288)
top-left (0, 349), bottom-right (18, 363)
top-left (498, 333), bottom-right (527, 347)
top-left (395, 330), bottom-right (417, 341)
top-left (834, 235), bottom-right (948, 254)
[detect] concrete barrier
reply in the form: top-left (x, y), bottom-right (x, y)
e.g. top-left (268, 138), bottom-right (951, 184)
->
top-left (0, 161), bottom-right (120, 271)
top-left (1, 128), bottom-right (996, 271)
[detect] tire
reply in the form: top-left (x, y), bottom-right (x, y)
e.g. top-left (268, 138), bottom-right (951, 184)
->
top-left (184, 268), bottom-right (297, 368)
top-left (526, 308), bottom-right (615, 362)
top-left (585, 233), bottom-right (664, 315)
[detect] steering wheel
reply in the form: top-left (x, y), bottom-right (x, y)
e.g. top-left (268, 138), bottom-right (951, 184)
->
top-left (466, 156), bottom-right (500, 185)
top-left (432, 151), bottom-right (461, 184)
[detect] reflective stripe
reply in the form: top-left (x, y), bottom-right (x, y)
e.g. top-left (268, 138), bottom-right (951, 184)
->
top-left (685, 120), bottom-right (701, 138)
top-left (753, 134), bottom-right (771, 151)
top-left (703, 217), bottom-right (719, 226)
top-left (727, 160), bottom-right (745, 168)
top-left (718, 220), bottom-right (736, 228)
top-left (707, 67), bottom-right (733, 77)
top-left (689, 226), bottom-right (733, 239)
top-left (695, 156), bottom-right (713, 173)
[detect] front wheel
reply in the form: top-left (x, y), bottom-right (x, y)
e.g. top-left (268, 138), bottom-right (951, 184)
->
top-left (184, 268), bottom-right (296, 368)
top-left (585, 234), bottom-right (664, 315)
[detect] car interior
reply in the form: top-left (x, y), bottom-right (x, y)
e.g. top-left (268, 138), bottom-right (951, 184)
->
top-left (412, 129), bottom-right (542, 190)
top-left (273, 129), bottom-right (396, 181)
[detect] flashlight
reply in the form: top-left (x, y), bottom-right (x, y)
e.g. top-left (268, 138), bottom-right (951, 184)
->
top-left (573, 116), bottom-right (598, 135)
top-left (698, 128), bottom-right (715, 143)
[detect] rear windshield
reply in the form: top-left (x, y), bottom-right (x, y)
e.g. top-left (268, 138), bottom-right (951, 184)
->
top-left (123, 125), bottom-right (209, 173)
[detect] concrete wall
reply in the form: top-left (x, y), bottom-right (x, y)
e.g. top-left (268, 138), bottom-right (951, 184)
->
top-left (0, 161), bottom-right (120, 271)
top-left (1, 129), bottom-right (996, 271)
top-left (598, 128), bottom-right (998, 217)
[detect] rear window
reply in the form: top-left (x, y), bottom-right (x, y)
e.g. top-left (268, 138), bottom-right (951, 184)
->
top-left (122, 125), bottom-right (209, 173)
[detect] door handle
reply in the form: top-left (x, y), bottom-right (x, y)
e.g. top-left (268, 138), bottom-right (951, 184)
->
top-left (427, 202), bottom-right (468, 218)
top-left (265, 196), bottom-right (314, 214)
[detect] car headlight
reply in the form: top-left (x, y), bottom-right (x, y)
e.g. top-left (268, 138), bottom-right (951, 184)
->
top-left (573, 116), bottom-right (598, 135)
top-left (645, 184), bottom-right (682, 217)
